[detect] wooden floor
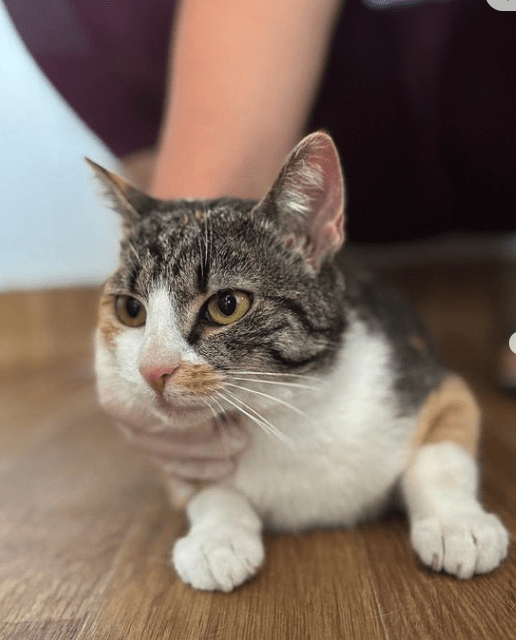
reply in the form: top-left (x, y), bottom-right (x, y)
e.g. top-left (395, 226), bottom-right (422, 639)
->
top-left (0, 261), bottom-right (515, 640)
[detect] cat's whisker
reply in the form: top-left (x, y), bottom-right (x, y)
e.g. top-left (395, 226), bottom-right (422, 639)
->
top-left (200, 396), bottom-right (217, 420)
top-left (200, 396), bottom-right (232, 459)
top-left (216, 391), bottom-right (292, 446)
top-left (215, 391), bottom-right (264, 430)
top-left (223, 389), bottom-right (286, 442)
top-left (208, 393), bottom-right (226, 418)
top-left (207, 393), bottom-right (235, 458)
top-left (225, 382), bottom-right (309, 419)
top-left (228, 376), bottom-right (321, 392)
top-left (208, 210), bottom-right (214, 264)
top-left (126, 239), bottom-right (140, 261)
top-left (197, 235), bottom-right (205, 279)
top-left (204, 206), bottom-right (209, 267)
top-left (222, 370), bottom-right (322, 382)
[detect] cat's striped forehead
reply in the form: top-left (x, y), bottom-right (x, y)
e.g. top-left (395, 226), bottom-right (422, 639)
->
top-left (112, 198), bottom-right (274, 300)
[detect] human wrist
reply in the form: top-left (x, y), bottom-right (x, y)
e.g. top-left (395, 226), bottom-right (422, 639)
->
top-left (150, 145), bottom-right (278, 201)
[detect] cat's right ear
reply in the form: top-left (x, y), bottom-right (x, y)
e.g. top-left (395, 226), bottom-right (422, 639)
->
top-left (85, 158), bottom-right (155, 230)
top-left (257, 132), bottom-right (346, 271)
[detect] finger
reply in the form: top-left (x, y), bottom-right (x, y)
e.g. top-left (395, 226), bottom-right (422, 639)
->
top-left (151, 455), bottom-right (237, 481)
top-left (116, 416), bottom-right (249, 458)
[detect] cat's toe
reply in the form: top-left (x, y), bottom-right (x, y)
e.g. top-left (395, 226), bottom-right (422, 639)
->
top-left (172, 526), bottom-right (264, 592)
top-left (441, 523), bottom-right (477, 579)
top-left (411, 516), bottom-right (444, 571)
top-left (411, 512), bottom-right (509, 579)
top-left (470, 513), bottom-right (510, 575)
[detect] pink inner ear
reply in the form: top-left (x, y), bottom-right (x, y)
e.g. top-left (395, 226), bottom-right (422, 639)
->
top-left (302, 135), bottom-right (346, 270)
top-left (259, 131), bottom-right (347, 270)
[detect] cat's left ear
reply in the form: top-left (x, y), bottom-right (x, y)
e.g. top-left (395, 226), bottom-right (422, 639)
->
top-left (259, 131), bottom-right (345, 271)
top-left (85, 158), bottom-right (156, 230)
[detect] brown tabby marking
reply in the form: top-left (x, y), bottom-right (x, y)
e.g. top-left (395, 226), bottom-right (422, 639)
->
top-left (174, 364), bottom-right (224, 396)
top-left (98, 292), bottom-right (121, 349)
top-left (410, 375), bottom-right (481, 458)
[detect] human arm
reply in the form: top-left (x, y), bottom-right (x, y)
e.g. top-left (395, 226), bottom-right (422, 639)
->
top-left (150, 0), bottom-right (343, 200)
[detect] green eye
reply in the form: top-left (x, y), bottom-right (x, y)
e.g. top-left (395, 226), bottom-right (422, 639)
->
top-left (207, 290), bottom-right (251, 325)
top-left (115, 295), bottom-right (147, 327)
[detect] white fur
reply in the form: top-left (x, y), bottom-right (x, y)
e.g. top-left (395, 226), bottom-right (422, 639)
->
top-left (401, 442), bottom-right (509, 579)
top-left (96, 292), bottom-right (509, 592)
top-left (172, 487), bottom-right (264, 592)
top-left (280, 159), bottom-right (325, 217)
top-left (96, 286), bottom-right (212, 431)
top-left (225, 317), bottom-right (410, 532)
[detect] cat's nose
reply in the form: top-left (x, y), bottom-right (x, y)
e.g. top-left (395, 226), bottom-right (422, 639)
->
top-left (140, 363), bottom-right (181, 395)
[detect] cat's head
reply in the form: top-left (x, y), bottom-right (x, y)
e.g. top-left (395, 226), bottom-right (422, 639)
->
top-left (91, 132), bottom-right (347, 430)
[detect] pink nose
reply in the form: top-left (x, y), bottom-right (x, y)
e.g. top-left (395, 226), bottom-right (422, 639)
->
top-left (140, 363), bottom-right (181, 395)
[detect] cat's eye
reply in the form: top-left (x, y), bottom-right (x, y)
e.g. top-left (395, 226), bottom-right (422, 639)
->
top-left (115, 295), bottom-right (147, 327)
top-left (206, 290), bottom-right (251, 326)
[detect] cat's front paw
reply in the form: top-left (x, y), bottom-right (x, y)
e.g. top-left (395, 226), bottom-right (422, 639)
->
top-left (172, 526), bottom-right (264, 592)
top-left (411, 512), bottom-right (509, 579)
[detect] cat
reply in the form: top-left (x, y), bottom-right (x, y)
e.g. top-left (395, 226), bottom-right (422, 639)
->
top-left (90, 131), bottom-right (509, 592)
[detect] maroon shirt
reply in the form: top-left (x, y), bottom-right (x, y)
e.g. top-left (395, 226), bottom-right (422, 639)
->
top-left (5, 0), bottom-right (174, 158)
top-left (5, 0), bottom-right (516, 243)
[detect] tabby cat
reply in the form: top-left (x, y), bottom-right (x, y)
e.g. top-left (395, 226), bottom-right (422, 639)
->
top-left (91, 132), bottom-right (509, 592)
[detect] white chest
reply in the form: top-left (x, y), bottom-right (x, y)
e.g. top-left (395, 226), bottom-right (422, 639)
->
top-left (226, 323), bottom-right (416, 531)
top-left (229, 405), bottom-right (412, 531)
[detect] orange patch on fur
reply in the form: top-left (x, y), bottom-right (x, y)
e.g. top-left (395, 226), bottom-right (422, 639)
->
top-left (410, 374), bottom-right (481, 459)
top-left (98, 291), bottom-right (121, 349)
top-left (194, 210), bottom-right (205, 222)
top-left (173, 364), bottom-right (224, 396)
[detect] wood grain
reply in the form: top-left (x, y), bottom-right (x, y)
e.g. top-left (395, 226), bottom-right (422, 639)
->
top-left (0, 287), bottom-right (101, 377)
top-left (0, 263), bottom-right (515, 639)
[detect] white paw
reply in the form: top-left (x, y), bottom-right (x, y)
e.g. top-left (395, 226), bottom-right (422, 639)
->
top-left (172, 526), bottom-right (264, 592)
top-left (411, 512), bottom-right (509, 579)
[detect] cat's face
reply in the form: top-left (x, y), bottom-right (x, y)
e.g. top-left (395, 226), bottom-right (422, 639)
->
top-left (93, 132), bottom-right (347, 431)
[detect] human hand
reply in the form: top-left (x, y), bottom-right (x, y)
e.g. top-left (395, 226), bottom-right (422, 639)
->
top-left (115, 415), bottom-right (249, 506)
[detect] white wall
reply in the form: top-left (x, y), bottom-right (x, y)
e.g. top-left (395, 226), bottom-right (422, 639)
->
top-left (0, 3), bottom-right (120, 291)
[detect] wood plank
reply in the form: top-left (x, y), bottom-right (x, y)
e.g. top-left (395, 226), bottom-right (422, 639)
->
top-left (0, 287), bottom-right (101, 377)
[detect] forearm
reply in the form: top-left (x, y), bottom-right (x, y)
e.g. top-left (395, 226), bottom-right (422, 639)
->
top-left (151, 0), bottom-right (343, 200)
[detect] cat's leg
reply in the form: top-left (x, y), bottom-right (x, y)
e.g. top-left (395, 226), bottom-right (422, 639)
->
top-left (172, 486), bottom-right (264, 592)
top-left (401, 441), bottom-right (509, 578)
